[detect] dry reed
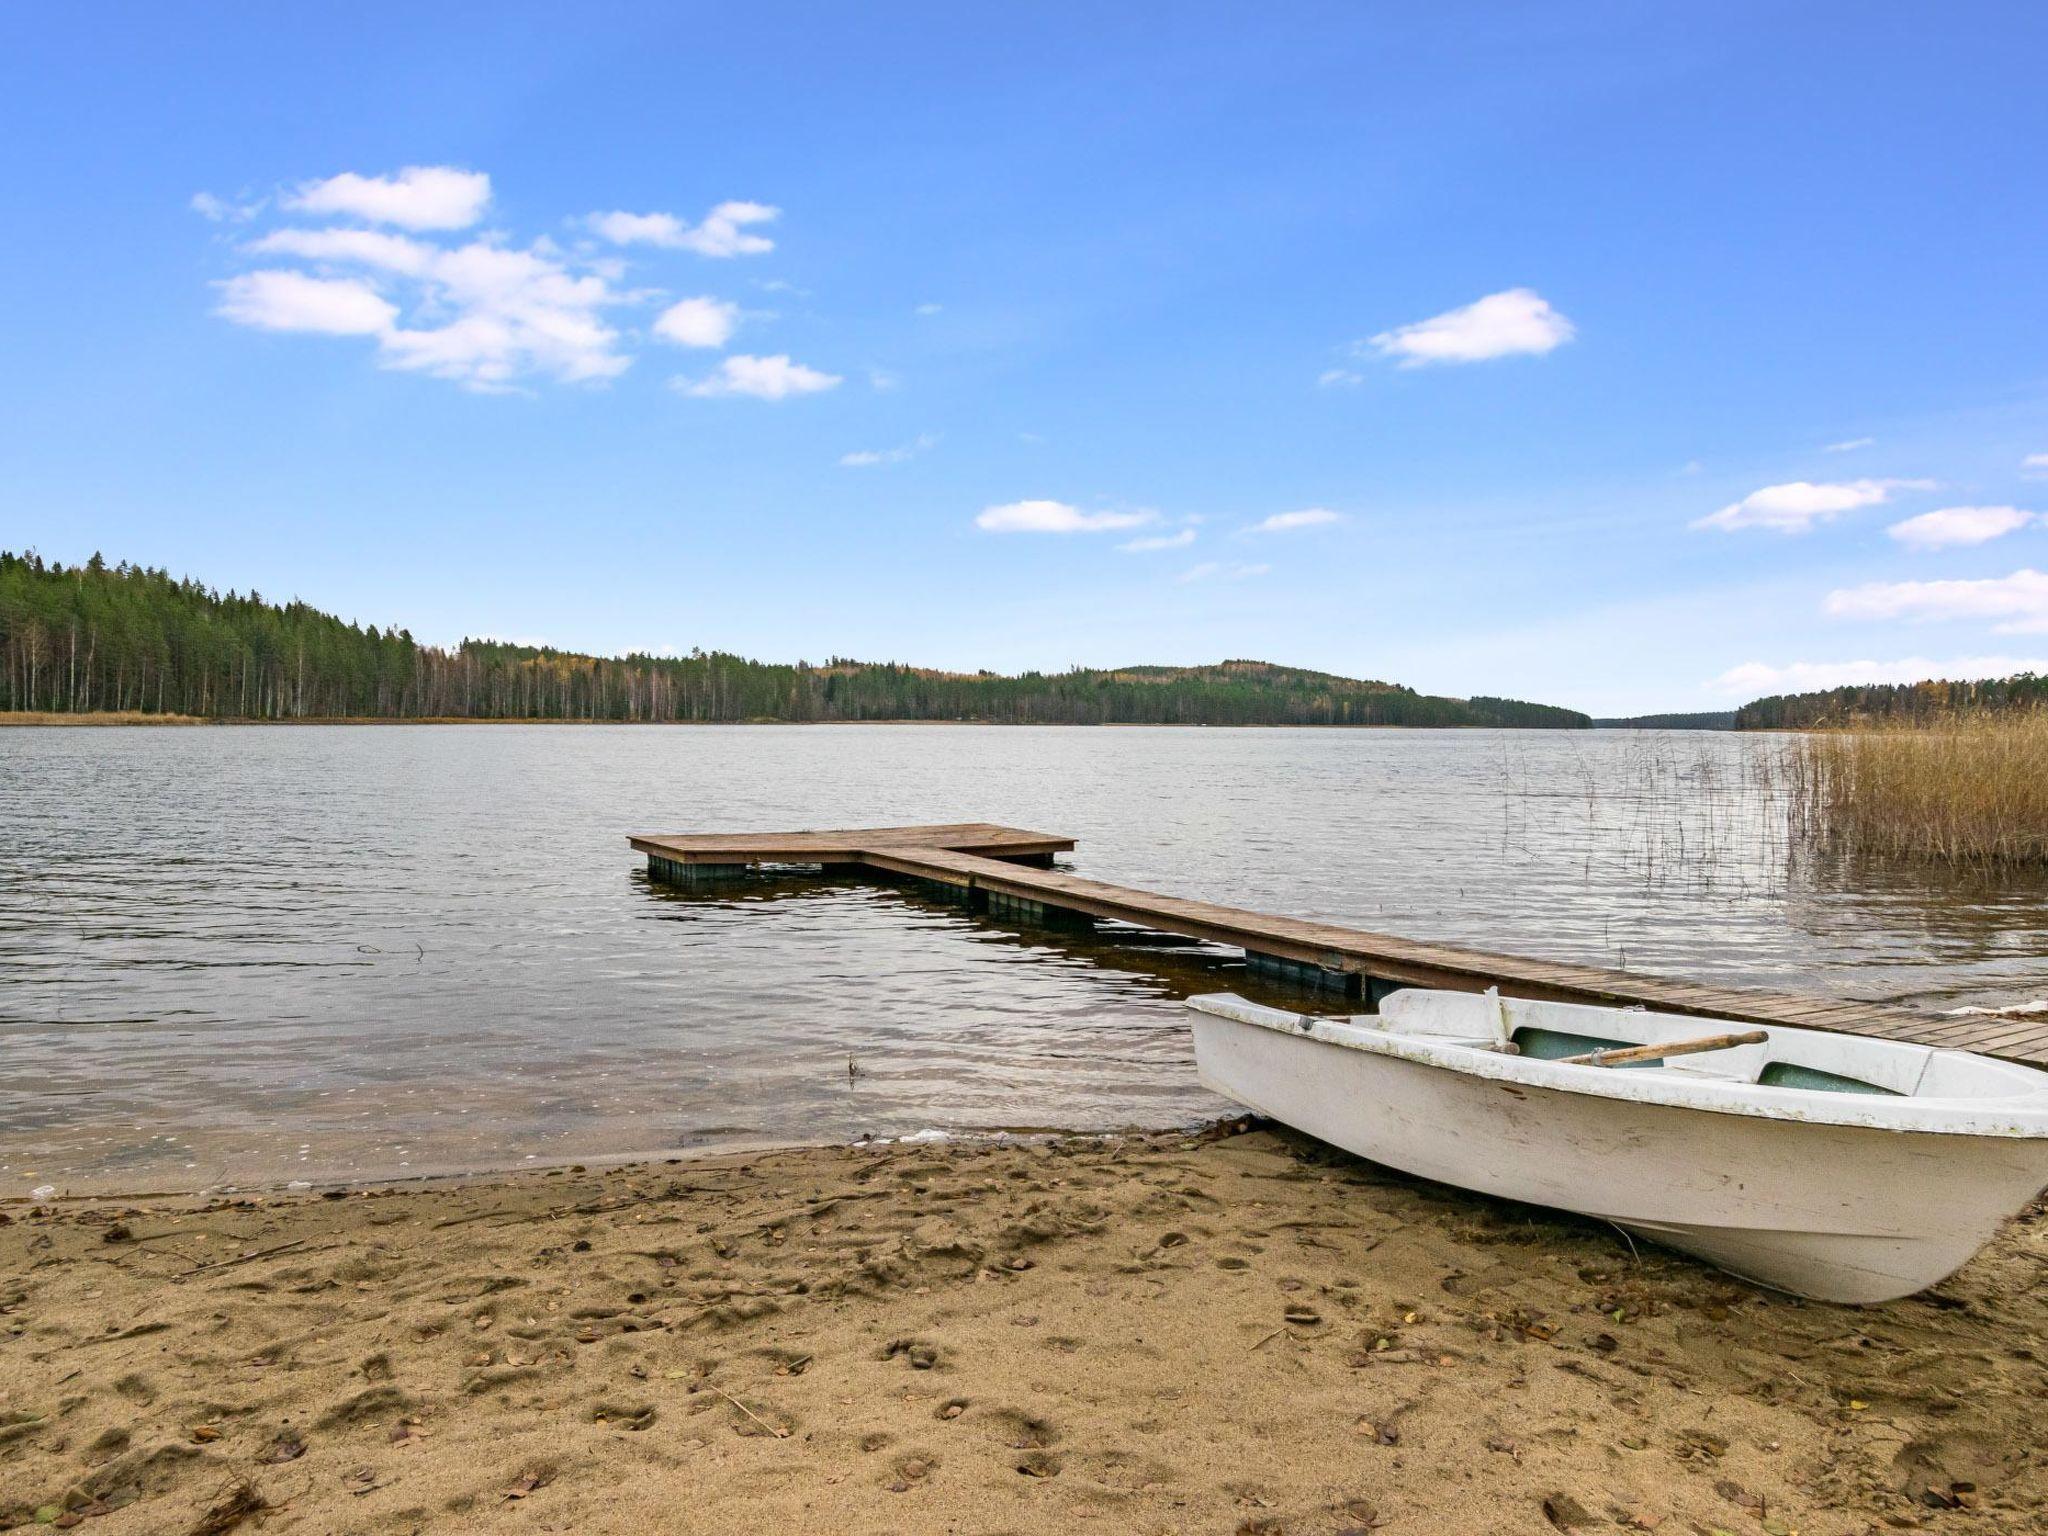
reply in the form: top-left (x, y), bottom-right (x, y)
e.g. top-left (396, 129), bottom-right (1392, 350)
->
top-left (1779, 710), bottom-right (2048, 869)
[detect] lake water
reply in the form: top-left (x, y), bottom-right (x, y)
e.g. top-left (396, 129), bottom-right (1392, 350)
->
top-left (4, 724), bottom-right (2046, 1194)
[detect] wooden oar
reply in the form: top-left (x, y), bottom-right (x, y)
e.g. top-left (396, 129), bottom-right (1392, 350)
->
top-left (1559, 1030), bottom-right (1768, 1068)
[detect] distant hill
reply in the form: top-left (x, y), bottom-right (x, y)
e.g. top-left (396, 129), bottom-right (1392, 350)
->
top-left (1735, 673), bottom-right (2048, 729)
top-left (0, 550), bottom-right (1589, 728)
top-left (1594, 711), bottom-right (1738, 730)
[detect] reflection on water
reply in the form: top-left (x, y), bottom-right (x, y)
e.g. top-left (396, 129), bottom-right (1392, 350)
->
top-left (2, 724), bottom-right (2044, 1193)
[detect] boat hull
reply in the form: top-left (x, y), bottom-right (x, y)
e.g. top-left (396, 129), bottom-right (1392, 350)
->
top-left (1193, 1009), bottom-right (2048, 1303)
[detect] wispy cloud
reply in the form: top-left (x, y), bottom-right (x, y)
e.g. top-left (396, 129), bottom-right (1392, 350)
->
top-left (1317, 368), bottom-right (1364, 388)
top-left (840, 433), bottom-right (938, 468)
top-left (652, 296), bottom-right (740, 349)
top-left (1824, 569), bottom-right (2048, 633)
top-left (676, 354), bottom-right (841, 400)
top-left (284, 166), bottom-right (491, 230)
top-left (1887, 506), bottom-right (2035, 550)
top-left (1244, 508), bottom-right (1343, 535)
top-left (914, 302), bottom-right (942, 316)
top-left (975, 500), bottom-right (1156, 534)
top-left (1823, 437), bottom-right (1875, 453)
top-left (1711, 655), bottom-right (2048, 695)
top-left (2024, 453), bottom-right (2048, 476)
top-left (190, 190), bottom-right (262, 224)
top-left (1366, 288), bottom-right (1573, 367)
top-left (588, 201), bottom-right (778, 257)
top-left (1178, 561), bottom-right (1270, 584)
top-left (1118, 528), bottom-right (1196, 553)
top-left (1691, 478), bottom-right (1932, 534)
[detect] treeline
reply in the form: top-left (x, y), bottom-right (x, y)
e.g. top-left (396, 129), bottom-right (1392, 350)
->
top-left (1735, 674), bottom-right (2048, 730)
top-left (1594, 711), bottom-right (1738, 730)
top-left (0, 551), bottom-right (1589, 727)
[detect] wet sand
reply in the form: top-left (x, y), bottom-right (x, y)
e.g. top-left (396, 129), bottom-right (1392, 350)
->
top-left (3, 1125), bottom-right (2042, 1534)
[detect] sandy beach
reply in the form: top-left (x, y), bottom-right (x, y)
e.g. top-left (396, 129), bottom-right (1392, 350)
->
top-left (4, 1124), bottom-right (2043, 1534)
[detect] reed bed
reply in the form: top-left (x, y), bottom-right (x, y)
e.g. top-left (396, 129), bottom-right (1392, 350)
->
top-left (1778, 710), bottom-right (2048, 870)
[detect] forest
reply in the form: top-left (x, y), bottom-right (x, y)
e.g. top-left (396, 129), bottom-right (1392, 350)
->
top-left (0, 551), bottom-right (1589, 728)
top-left (1593, 710), bottom-right (1738, 730)
top-left (1734, 674), bottom-right (2048, 729)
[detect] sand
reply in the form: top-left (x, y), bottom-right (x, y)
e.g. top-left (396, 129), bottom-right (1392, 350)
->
top-left (3, 1123), bottom-right (2042, 1535)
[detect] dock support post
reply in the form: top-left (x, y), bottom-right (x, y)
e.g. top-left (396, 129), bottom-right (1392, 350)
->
top-left (986, 889), bottom-right (1094, 930)
top-left (1245, 950), bottom-right (1363, 1000)
top-left (647, 855), bottom-right (750, 889)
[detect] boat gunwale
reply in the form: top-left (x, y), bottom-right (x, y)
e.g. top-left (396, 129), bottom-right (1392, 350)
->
top-left (1186, 993), bottom-right (2048, 1140)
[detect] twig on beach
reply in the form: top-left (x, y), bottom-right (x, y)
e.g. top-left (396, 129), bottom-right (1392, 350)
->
top-left (431, 1185), bottom-right (733, 1231)
top-left (178, 1238), bottom-right (313, 1275)
top-left (708, 1384), bottom-right (788, 1438)
top-left (1249, 1326), bottom-right (1289, 1351)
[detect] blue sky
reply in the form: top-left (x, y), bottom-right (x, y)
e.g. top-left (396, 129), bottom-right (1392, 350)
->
top-left (3, 4), bottom-right (2046, 716)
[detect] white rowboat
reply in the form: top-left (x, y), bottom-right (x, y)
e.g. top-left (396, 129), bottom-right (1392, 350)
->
top-left (1187, 987), bottom-right (2048, 1303)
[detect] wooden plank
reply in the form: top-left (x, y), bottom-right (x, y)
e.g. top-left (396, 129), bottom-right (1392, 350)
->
top-left (629, 824), bottom-right (1074, 867)
top-left (1939, 1017), bottom-right (2048, 1055)
top-left (630, 822), bottom-right (2041, 1068)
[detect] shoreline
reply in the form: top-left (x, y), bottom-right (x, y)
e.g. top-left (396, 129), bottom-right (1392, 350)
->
top-left (0, 712), bottom-right (1594, 730)
top-left (4, 1125), bottom-right (2040, 1533)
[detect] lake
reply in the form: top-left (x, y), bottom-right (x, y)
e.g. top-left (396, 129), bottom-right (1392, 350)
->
top-left (4, 724), bottom-right (2045, 1194)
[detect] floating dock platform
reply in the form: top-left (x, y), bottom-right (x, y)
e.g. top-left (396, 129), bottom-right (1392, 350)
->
top-left (628, 823), bottom-right (2048, 1068)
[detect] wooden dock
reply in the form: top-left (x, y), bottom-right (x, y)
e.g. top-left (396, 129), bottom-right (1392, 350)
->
top-left (628, 823), bottom-right (2048, 1068)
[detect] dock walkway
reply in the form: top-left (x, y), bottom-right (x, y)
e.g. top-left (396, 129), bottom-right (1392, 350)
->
top-left (628, 823), bottom-right (2048, 1067)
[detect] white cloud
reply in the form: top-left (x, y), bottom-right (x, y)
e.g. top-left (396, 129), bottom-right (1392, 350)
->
top-left (191, 190), bottom-right (262, 223)
top-left (1886, 506), bottom-right (2034, 550)
top-left (214, 270), bottom-right (398, 335)
top-left (1677, 459), bottom-right (1705, 476)
top-left (1823, 569), bottom-right (2048, 634)
top-left (589, 201), bottom-right (778, 257)
top-left (840, 433), bottom-right (938, 467)
top-left (914, 302), bottom-right (942, 316)
top-left (1823, 437), bottom-right (1875, 453)
top-left (975, 500), bottom-right (1156, 534)
top-left (212, 170), bottom-right (804, 392)
top-left (2024, 453), bottom-right (2048, 476)
top-left (1710, 655), bottom-right (2048, 696)
top-left (228, 225), bottom-right (630, 389)
top-left (284, 166), bottom-right (490, 230)
top-left (1119, 529), bottom-right (1197, 552)
top-left (1317, 368), bottom-right (1364, 388)
top-left (250, 226), bottom-right (437, 275)
top-left (1245, 508), bottom-right (1343, 535)
top-left (868, 369), bottom-right (901, 392)
top-left (1178, 561), bottom-right (1270, 584)
top-left (1366, 288), bottom-right (1574, 367)
top-left (1691, 477), bottom-right (1932, 534)
top-left (652, 296), bottom-right (739, 349)
top-left (677, 353), bottom-right (840, 399)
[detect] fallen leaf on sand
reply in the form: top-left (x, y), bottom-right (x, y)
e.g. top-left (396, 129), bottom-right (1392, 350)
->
top-left (504, 1465), bottom-right (557, 1500)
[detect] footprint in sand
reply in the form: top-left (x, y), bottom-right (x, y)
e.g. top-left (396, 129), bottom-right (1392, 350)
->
top-left (881, 1337), bottom-right (941, 1370)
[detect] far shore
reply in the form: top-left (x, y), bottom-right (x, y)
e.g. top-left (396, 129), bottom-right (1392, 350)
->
top-left (5, 1123), bottom-right (2038, 1533)
top-left (4, 711), bottom-right (1629, 730)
